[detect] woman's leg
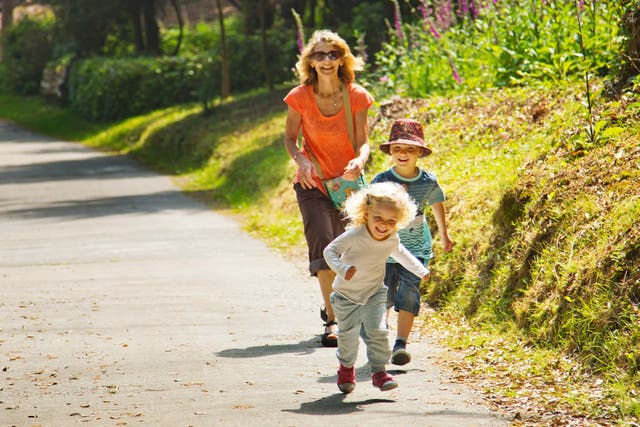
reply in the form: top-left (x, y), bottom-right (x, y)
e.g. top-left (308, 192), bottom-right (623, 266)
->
top-left (294, 183), bottom-right (345, 345)
top-left (317, 269), bottom-right (336, 321)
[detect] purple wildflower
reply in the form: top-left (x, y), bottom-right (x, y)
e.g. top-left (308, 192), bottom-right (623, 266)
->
top-left (470, 0), bottom-right (478, 18)
top-left (357, 34), bottom-right (368, 63)
top-left (391, 0), bottom-right (404, 40)
top-left (379, 76), bottom-right (389, 83)
top-left (291, 9), bottom-right (305, 53)
top-left (429, 21), bottom-right (441, 39)
top-left (449, 59), bottom-right (462, 84)
top-left (458, 0), bottom-right (469, 17)
top-left (420, 1), bottom-right (441, 39)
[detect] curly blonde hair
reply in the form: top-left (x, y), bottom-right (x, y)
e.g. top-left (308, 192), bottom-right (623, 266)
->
top-left (295, 29), bottom-right (365, 86)
top-left (343, 182), bottom-right (417, 229)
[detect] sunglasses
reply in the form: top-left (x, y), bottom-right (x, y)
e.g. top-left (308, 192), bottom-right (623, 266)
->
top-left (311, 50), bottom-right (341, 62)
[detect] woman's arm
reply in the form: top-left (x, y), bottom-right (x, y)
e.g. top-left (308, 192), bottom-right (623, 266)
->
top-left (284, 106), bottom-right (316, 189)
top-left (343, 107), bottom-right (370, 180)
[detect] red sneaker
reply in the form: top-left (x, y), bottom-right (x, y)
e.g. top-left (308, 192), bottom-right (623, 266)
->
top-left (337, 364), bottom-right (355, 394)
top-left (371, 371), bottom-right (398, 391)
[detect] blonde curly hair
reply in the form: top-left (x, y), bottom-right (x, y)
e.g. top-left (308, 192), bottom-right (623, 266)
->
top-left (343, 182), bottom-right (417, 229)
top-left (295, 29), bottom-right (364, 86)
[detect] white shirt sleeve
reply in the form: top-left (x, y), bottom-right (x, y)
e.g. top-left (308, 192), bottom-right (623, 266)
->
top-left (323, 231), bottom-right (354, 279)
top-left (390, 242), bottom-right (430, 279)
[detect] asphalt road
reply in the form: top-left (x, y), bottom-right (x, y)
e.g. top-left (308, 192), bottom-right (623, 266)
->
top-left (0, 120), bottom-right (510, 426)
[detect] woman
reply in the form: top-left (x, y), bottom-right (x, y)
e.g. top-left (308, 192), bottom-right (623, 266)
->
top-left (283, 29), bottom-right (374, 347)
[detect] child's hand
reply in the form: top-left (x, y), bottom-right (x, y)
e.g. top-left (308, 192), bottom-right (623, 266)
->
top-left (345, 266), bottom-right (357, 280)
top-left (442, 236), bottom-right (454, 252)
top-left (422, 272), bottom-right (431, 282)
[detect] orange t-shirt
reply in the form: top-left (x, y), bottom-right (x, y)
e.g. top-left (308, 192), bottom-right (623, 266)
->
top-left (284, 83), bottom-right (374, 192)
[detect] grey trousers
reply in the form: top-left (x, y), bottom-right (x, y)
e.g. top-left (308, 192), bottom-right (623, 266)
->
top-left (330, 287), bottom-right (391, 373)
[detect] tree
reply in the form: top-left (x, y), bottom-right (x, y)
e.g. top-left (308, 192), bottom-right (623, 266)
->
top-left (1, 0), bottom-right (17, 61)
top-left (142, 0), bottom-right (160, 55)
top-left (618, 2), bottom-right (640, 92)
top-left (216, 0), bottom-right (230, 98)
top-left (168, 0), bottom-right (183, 55)
top-left (258, 0), bottom-right (272, 90)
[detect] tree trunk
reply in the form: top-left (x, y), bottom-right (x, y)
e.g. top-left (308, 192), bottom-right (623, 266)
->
top-left (216, 0), bottom-right (230, 98)
top-left (619, 6), bottom-right (640, 90)
top-left (143, 0), bottom-right (160, 55)
top-left (1, 0), bottom-right (16, 61)
top-left (170, 0), bottom-right (183, 56)
top-left (129, 1), bottom-right (145, 53)
top-left (258, 0), bottom-right (272, 90)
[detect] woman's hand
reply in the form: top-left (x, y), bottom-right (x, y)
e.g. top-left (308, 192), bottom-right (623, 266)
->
top-left (296, 156), bottom-right (317, 189)
top-left (342, 157), bottom-right (365, 181)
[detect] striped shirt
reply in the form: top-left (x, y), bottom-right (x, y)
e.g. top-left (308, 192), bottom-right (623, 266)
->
top-left (371, 168), bottom-right (445, 262)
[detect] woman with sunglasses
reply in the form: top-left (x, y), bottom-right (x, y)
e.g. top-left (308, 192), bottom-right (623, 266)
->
top-left (284, 29), bottom-right (374, 347)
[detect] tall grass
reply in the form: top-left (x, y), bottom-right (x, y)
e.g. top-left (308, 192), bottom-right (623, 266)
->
top-left (369, 0), bottom-right (622, 99)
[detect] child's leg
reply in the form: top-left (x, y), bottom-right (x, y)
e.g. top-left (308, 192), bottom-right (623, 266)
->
top-left (330, 292), bottom-right (361, 368)
top-left (390, 259), bottom-right (424, 365)
top-left (396, 309), bottom-right (415, 342)
top-left (360, 287), bottom-right (392, 373)
top-left (384, 263), bottom-right (399, 327)
top-left (362, 288), bottom-right (398, 391)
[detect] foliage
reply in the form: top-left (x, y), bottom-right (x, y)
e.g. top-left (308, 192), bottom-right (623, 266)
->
top-left (368, 0), bottom-right (623, 99)
top-left (67, 56), bottom-right (205, 121)
top-left (182, 13), bottom-right (297, 114)
top-left (62, 11), bottom-right (297, 121)
top-left (1, 16), bottom-right (55, 95)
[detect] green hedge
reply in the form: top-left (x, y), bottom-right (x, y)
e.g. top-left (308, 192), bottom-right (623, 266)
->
top-left (2, 17), bottom-right (55, 95)
top-left (67, 56), bottom-right (206, 121)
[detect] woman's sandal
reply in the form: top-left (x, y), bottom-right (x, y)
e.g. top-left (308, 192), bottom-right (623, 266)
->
top-left (321, 320), bottom-right (338, 347)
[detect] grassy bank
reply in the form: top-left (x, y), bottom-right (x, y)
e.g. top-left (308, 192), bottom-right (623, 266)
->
top-left (1, 82), bottom-right (639, 424)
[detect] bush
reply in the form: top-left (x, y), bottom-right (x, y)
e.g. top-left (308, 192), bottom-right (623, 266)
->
top-left (2, 17), bottom-right (55, 95)
top-left (68, 56), bottom-right (205, 121)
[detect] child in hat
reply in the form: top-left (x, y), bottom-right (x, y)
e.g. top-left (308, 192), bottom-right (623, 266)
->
top-left (371, 118), bottom-right (454, 366)
top-left (323, 182), bottom-right (430, 393)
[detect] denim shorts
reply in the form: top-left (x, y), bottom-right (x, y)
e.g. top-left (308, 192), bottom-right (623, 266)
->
top-left (384, 258), bottom-right (428, 315)
top-left (294, 183), bottom-right (347, 277)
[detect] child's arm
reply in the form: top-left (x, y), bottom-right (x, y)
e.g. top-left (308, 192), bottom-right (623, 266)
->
top-left (323, 233), bottom-right (357, 280)
top-left (391, 243), bottom-right (430, 281)
top-left (431, 201), bottom-right (454, 252)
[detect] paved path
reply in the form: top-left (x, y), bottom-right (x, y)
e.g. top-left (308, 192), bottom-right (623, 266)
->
top-left (0, 120), bottom-right (509, 426)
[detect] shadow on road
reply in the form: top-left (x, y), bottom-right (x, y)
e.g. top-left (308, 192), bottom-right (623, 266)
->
top-left (281, 393), bottom-right (395, 415)
top-left (216, 337), bottom-right (319, 358)
top-left (3, 190), bottom-right (208, 219)
top-left (0, 155), bottom-right (149, 184)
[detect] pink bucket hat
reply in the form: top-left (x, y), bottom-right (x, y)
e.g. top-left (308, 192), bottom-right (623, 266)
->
top-left (379, 118), bottom-right (432, 157)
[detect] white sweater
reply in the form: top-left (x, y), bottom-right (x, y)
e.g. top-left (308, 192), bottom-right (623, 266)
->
top-left (323, 225), bottom-right (430, 305)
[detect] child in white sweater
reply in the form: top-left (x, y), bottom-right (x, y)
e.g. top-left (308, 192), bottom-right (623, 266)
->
top-left (323, 182), bottom-right (430, 394)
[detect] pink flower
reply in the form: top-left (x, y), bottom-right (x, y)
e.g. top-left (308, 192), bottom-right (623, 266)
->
top-left (450, 59), bottom-right (462, 84)
top-left (379, 76), bottom-right (389, 83)
top-left (429, 21), bottom-right (441, 39)
top-left (391, 0), bottom-right (404, 40)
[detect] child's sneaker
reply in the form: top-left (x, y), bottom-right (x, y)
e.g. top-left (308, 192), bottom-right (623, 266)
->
top-left (371, 371), bottom-right (398, 391)
top-left (337, 364), bottom-right (355, 394)
top-left (391, 345), bottom-right (412, 366)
